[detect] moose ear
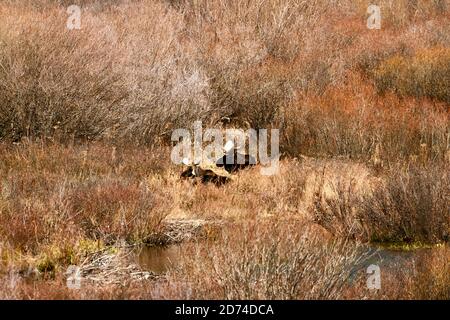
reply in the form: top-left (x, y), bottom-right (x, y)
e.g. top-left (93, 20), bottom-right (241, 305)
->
top-left (223, 140), bottom-right (235, 153)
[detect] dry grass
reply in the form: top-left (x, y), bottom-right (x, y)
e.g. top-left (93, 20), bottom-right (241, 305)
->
top-left (2, 219), bottom-right (447, 300)
top-left (0, 142), bottom-right (173, 276)
top-left (0, 0), bottom-right (448, 300)
top-left (344, 245), bottom-right (450, 300)
top-left (312, 163), bottom-right (450, 244)
top-left (0, 142), bottom-right (312, 276)
top-left (0, 142), bottom-right (448, 299)
top-left (167, 220), bottom-right (369, 299)
top-left (282, 74), bottom-right (449, 162)
top-left (0, 0), bottom-right (448, 151)
top-left (374, 47), bottom-right (450, 103)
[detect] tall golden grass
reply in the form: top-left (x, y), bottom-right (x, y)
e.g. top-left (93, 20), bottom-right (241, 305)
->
top-left (312, 163), bottom-right (449, 243)
top-left (0, 0), bottom-right (448, 300)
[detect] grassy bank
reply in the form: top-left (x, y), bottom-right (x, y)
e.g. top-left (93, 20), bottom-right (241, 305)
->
top-left (0, 0), bottom-right (448, 299)
top-left (0, 142), bottom-right (448, 299)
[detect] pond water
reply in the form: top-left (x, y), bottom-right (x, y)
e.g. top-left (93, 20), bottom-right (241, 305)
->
top-left (135, 243), bottom-right (436, 275)
top-left (360, 247), bottom-right (422, 268)
top-left (347, 246), bottom-right (429, 282)
top-left (135, 245), bottom-right (183, 273)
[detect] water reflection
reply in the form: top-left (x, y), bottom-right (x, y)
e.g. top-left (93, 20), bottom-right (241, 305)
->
top-left (136, 242), bottom-right (444, 278)
top-left (135, 245), bottom-right (182, 273)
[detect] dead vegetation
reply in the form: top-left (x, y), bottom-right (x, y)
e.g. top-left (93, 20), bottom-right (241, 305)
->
top-left (312, 163), bottom-right (449, 244)
top-left (144, 219), bottom-right (224, 245)
top-left (0, 0), bottom-right (448, 157)
top-left (0, 0), bottom-right (448, 300)
top-left (169, 220), bottom-right (371, 299)
top-left (0, 141), bottom-right (448, 299)
top-left (77, 248), bottom-right (160, 286)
